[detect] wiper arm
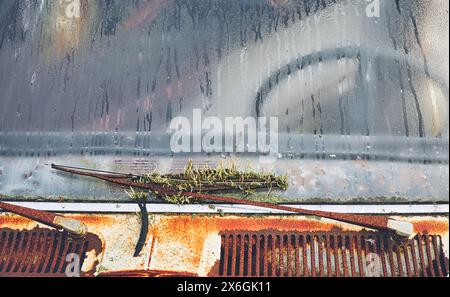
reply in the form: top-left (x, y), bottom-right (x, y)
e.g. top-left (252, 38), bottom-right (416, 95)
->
top-left (51, 163), bottom-right (414, 238)
top-left (0, 201), bottom-right (88, 237)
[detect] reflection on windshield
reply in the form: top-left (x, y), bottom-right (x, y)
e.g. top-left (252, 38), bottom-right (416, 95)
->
top-left (0, 0), bottom-right (448, 137)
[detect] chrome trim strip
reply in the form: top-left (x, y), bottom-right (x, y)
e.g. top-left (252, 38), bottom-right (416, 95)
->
top-left (1, 202), bottom-right (448, 215)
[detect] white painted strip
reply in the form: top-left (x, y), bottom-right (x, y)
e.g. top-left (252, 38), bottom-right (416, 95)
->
top-left (1, 202), bottom-right (448, 215)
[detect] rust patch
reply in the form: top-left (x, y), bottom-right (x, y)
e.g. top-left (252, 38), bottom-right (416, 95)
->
top-left (159, 216), bottom-right (343, 234)
top-left (67, 215), bottom-right (117, 226)
top-left (151, 216), bottom-right (350, 271)
top-left (0, 215), bottom-right (35, 226)
top-left (413, 220), bottom-right (449, 234)
top-left (0, 213), bottom-right (117, 229)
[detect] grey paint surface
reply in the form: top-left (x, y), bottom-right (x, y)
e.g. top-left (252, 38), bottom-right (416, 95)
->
top-left (0, 154), bottom-right (448, 202)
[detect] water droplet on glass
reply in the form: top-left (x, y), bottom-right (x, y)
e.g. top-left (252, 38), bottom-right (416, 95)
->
top-left (30, 72), bottom-right (36, 86)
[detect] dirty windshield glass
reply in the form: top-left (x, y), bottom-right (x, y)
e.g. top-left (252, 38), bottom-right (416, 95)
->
top-left (0, 0), bottom-right (448, 203)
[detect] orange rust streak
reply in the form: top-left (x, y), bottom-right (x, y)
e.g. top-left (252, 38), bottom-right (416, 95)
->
top-left (413, 220), bottom-right (449, 234)
top-left (0, 214), bottom-right (117, 228)
top-left (0, 215), bottom-right (35, 226)
top-left (66, 215), bottom-right (117, 225)
top-left (159, 216), bottom-right (342, 234)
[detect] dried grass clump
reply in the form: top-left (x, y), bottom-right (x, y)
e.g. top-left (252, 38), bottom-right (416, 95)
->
top-left (125, 160), bottom-right (288, 204)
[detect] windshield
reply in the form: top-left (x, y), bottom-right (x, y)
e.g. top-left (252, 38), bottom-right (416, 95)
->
top-left (0, 0), bottom-right (448, 203)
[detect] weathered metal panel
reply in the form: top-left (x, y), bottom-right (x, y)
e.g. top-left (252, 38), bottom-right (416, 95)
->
top-left (0, 155), bottom-right (448, 203)
top-left (0, 213), bottom-right (448, 277)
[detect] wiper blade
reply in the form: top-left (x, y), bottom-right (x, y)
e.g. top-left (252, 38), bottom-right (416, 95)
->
top-left (0, 201), bottom-right (88, 237)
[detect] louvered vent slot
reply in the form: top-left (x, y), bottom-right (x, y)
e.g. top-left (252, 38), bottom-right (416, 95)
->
top-left (216, 231), bottom-right (449, 277)
top-left (0, 228), bottom-right (99, 277)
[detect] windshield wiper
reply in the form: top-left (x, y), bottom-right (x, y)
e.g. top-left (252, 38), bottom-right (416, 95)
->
top-left (0, 201), bottom-right (88, 237)
top-left (51, 163), bottom-right (414, 238)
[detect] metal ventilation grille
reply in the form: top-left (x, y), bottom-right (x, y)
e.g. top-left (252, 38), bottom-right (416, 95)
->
top-left (216, 231), bottom-right (449, 277)
top-left (0, 228), bottom-right (99, 277)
